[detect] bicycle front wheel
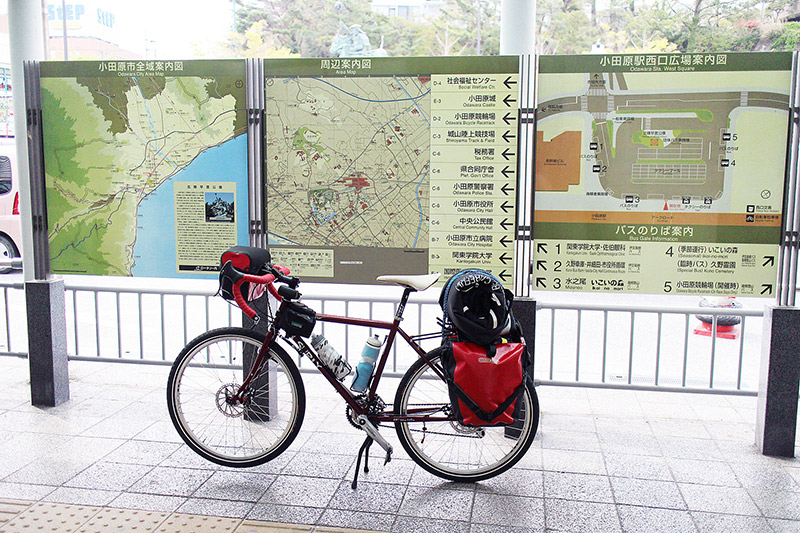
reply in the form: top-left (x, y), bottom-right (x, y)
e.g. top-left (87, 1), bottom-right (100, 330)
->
top-left (394, 351), bottom-right (539, 482)
top-left (167, 327), bottom-right (305, 467)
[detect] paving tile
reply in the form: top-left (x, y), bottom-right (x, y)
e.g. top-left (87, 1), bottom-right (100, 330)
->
top-left (392, 515), bottom-right (469, 533)
top-left (617, 505), bottom-right (697, 533)
top-left (246, 503), bottom-right (323, 526)
top-left (0, 481), bottom-right (56, 501)
top-left (678, 484), bottom-right (760, 516)
top-left (237, 520), bottom-right (313, 532)
top-left (109, 492), bottom-right (186, 513)
top-left (42, 486), bottom-right (120, 507)
top-left (177, 497), bottom-right (256, 519)
top-left (649, 419), bottom-right (710, 439)
top-left (398, 485), bottom-right (473, 521)
top-left (299, 432), bottom-right (363, 456)
top-left (541, 449), bottom-right (607, 475)
top-left (281, 451), bottom-right (354, 479)
top-left (344, 458), bottom-right (415, 486)
top-left (317, 508), bottom-right (396, 532)
top-left (328, 480), bottom-right (407, 514)
top-left (470, 524), bottom-right (544, 533)
top-left (471, 493), bottom-right (544, 529)
top-left (259, 475), bottom-right (339, 508)
top-left (543, 471), bottom-right (613, 503)
top-left (658, 436), bottom-right (723, 461)
top-left (104, 440), bottom-right (181, 466)
top-left (0, 499), bottom-right (31, 528)
top-left (160, 445), bottom-right (224, 470)
top-left (746, 486), bottom-right (800, 520)
top-left (475, 468), bottom-right (544, 498)
top-left (406, 467), bottom-right (475, 490)
top-left (668, 458), bottom-right (739, 487)
top-left (598, 432), bottom-right (662, 456)
top-left (540, 414), bottom-right (596, 434)
top-left (769, 517), bottom-right (800, 532)
top-left (193, 470), bottom-right (275, 502)
top-left (604, 453), bottom-right (672, 481)
top-left (729, 461), bottom-right (800, 492)
top-left (65, 461), bottom-right (153, 491)
top-left (129, 466), bottom-right (213, 497)
top-left (541, 429), bottom-right (602, 452)
top-left (4, 456), bottom-right (94, 486)
top-left (544, 499), bottom-right (621, 533)
top-left (692, 511), bottom-right (773, 533)
top-left (610, 477), bottom-right (686, 509)
top-left (702, 421), bottom-right (756, 443)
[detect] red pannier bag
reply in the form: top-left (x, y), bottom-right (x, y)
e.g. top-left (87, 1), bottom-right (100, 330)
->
top-left (440, 341), bottom-right (525, 426)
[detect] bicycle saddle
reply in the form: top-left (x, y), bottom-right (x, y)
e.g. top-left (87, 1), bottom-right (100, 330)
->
top-left (376, 273), bottom-right (440, 291)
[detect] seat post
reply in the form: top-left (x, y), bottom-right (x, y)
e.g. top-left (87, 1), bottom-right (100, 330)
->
top-left (394, 287), bottom-right (414, 321)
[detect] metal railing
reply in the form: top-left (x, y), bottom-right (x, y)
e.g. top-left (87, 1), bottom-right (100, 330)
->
top-left (0, 279), bottom-right (764, 394)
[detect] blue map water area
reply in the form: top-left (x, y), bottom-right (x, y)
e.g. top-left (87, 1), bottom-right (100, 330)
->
top-left (131, 135), bottom-right (248, 278)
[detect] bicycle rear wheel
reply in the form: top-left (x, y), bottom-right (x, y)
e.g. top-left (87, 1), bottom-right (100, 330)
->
top-left (167, 327), bottom-right (305, 467)
top-left (394, 351), bottom-right (539, 482)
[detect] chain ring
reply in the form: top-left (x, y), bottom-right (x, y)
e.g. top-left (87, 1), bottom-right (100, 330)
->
top-left (345, 393), bottom-right (387, 429)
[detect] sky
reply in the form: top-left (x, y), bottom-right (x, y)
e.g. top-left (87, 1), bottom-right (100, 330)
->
top-left (114, 0), bottom-right (233, 58)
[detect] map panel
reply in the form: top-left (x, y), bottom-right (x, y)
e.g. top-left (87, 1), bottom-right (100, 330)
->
top-left (534, 52), bottom-right (792, 296)
top-left (263, 57), bottom-right (520, 285)
top-left (41, 60), bottom-right (248, 277)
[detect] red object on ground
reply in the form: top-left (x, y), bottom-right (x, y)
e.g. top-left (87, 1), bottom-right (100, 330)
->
top-left (693, 321), bottom-right (739, 339)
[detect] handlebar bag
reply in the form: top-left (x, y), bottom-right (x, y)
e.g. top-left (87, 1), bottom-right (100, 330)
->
top-left (219, 246), bottom-right (272, 301)
top-left (439, 341), bottom-right (525, 427)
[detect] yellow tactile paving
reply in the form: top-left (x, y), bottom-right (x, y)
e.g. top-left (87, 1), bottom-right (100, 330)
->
top-left (0, 502), bottom-right (101, 532)
top-left (0, 500), bottom-right (33, 528)
top-left (76, 508), bottom-right (170, 532)
top-left (0, 501), bottom-right (386, 533)
top-left (156, 513), bottom-right (240, 532)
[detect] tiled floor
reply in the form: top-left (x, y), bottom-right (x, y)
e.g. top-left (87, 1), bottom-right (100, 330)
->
top-left (0, 356), bottom-right (798, 532)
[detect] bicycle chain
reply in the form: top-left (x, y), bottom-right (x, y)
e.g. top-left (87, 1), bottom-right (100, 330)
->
top-left (345, 401), bottom-right (484, 439)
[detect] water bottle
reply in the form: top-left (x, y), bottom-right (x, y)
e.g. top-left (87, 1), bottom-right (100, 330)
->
top-left (351, 335), bottom-right (382, 392)
top-left (310, 334), bottom-right (352, 381)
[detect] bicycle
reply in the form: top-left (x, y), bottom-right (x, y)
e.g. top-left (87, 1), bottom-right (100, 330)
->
top-left (166, 247), bottom-right (539, 487)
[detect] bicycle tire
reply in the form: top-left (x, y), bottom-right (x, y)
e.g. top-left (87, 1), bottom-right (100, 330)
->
top-left (167, 327), bottom-right (305, 468)
top-left (394, 351), bottom-right (539, 482)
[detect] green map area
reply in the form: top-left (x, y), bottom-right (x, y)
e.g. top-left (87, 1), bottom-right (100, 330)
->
top-left (41, 61), bottom-right (246, 275)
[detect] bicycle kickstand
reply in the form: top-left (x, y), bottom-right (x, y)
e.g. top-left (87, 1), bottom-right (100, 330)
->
top-left (351, 435), bottom-right (373, 490)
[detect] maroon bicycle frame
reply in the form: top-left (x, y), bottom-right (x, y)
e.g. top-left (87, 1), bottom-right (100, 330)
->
top-left (238, 285), bottom-right (454, 425)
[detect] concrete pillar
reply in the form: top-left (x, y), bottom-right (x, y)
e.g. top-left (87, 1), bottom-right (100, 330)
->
top-left (500, 0), bottom-right (537, 56)
top-left (26, 279), bottom-right (69, 406)
top-left (756, 305), bottom-right (800, 457)
top-left (507, 297), bottom-right (536, 439)
top-left (9, 0), bottom-right (45, 282)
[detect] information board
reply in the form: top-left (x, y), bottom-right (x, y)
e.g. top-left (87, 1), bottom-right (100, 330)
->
top-left (263, 57), bottom-right (519, 285)
top-left (534, 52), bottom-right (791, 296)
top-left (40, 60), bottom-right (249, 277)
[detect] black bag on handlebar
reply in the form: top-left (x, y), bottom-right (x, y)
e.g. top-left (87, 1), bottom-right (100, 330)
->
top-left (219, 246), bottom-right (272, 301)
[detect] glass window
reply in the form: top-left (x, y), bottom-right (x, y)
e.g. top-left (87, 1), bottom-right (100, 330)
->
top-left (0, 156), bottom-right (12, 195)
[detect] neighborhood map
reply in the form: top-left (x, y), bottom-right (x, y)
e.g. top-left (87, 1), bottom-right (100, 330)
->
top-left (265, 75), bottom-right (431, 249)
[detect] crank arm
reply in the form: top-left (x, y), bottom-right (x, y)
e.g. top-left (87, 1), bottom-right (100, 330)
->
top-left (355, 414), bottom-right (393, 463)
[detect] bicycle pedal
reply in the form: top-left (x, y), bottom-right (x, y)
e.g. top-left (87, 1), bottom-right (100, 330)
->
top-left (384, 449), bottom-right (392, 465)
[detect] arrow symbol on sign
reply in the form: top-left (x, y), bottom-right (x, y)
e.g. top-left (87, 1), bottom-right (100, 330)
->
top-left (498, 270), bottom-right (511, 282)
top-left (500, 235), bottom-right (512, 247)
top-left (501, 183), bottom-right (514, 196)
top-left (503, 94), bottom-right (517, 107)
top-left (501, 166), bottom-right (515, 178)
top-left (500, 218), bottom-right (512, 231)
top-left (502, 148), bottom-right (515, 160)
top-left (763, 256), bottom-right (775, 267)
top-left (536, 260), bottom-right (547, 271)
top-left (502, 130), bottom-right (516, 143)
top-left (499, 252), bottom-right (511, 265)
top-left (761, 284), bottom-right (773, 295)
top-left (536, 277), bottom-right (547, 288)
top-left (500, 200), bottom-right (512, 213)
top-left (537, 242), bottom-right (548, 254)
top-left (503, 112), bottom-right (516, 125)
top-left (503, 76), bottom-right (517, 89)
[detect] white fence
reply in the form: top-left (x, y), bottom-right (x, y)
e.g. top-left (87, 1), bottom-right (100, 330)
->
top-left (0, 278), bottom-right (764, 395)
